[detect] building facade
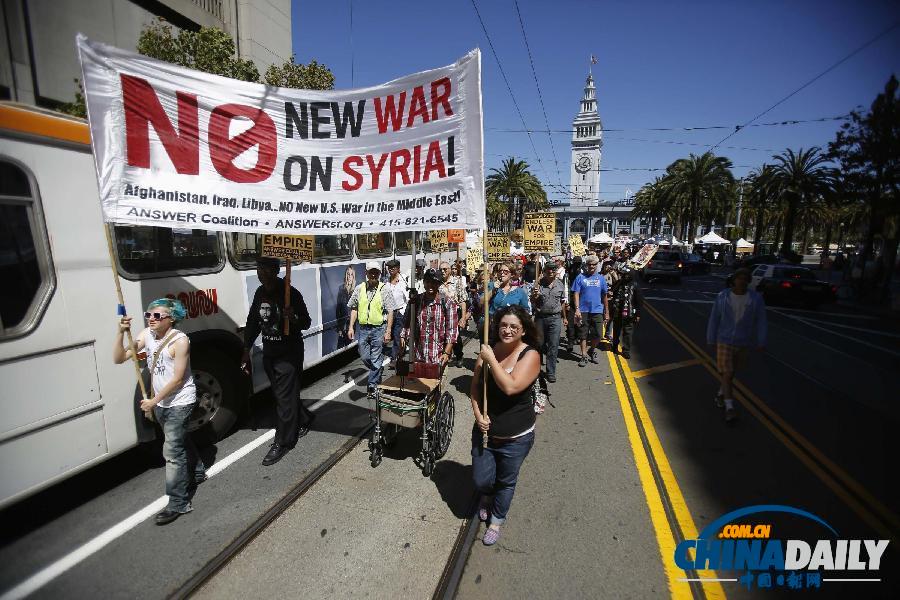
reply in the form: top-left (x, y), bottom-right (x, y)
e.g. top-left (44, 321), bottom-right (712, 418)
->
top-left (0, 0), bottom-right (291, 107)
top-left (552, 68), bottom-right (642, 243)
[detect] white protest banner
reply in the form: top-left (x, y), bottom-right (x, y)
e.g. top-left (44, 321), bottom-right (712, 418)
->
top-left (76, 35), bottom-right (485, 235)
top-left (630, 244), bottom-right (659, 269)
top-left (523, 211), bottom-right (555, 253)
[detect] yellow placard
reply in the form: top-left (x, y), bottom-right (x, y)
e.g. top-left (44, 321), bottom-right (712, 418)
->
top-left (429, 230), bottom-right (449, 253)
top-left (466, 248), bottom-right (484, 275)
top-left (486, 232), bottom-right (510, 261)
top-left (523, 211), bottom-right (556, 253)
top-left (568, 234), bottom-right (586, 257)
top-left (261, 234), bottom-right (315, 262)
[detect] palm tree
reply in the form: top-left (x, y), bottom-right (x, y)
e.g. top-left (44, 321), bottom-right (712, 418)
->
top-left (485, 158), bottom-right (548, 232)
top-left (770, 147), bottom-right (835, 255)
top-left (745, 164), bottom-right (778, 254)
top-left (663, 152), bottom-right (735, 241)
top-left (633, 176), bottom-right (671, 235)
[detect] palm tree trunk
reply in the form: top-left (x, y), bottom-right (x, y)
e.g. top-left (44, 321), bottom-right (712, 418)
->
top-left (772, 217), bottom-right (783, 255)
top-left (822, 221), bottom-right (833, 260)
top-left (753, 205), bottom-right (765, 256)
top-left (781, 194), bottom-right (799, 254)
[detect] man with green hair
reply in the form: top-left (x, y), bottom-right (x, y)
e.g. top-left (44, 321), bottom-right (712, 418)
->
top-left (114, 298), bottom-right (206, 525)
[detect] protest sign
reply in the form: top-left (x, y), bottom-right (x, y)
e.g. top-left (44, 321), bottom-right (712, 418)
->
top-left (486, 232), bottom-right (509, 261)
top-left (466, 248), bottom-right (484, 275)
top-left (523, 211), bottom-right (555, 253)
top-left (630, 244), bottom-right (659, 269)
top-left (76, 35), bottom-right (485, 235)
top-left (261, 234), bottom-right (315, 262)
top-left (447, 229), bottom-right (465, 243)
top-left (569, 235), bottom-right (586, 257)
top-left (429, 230), bottom-right (449, 253)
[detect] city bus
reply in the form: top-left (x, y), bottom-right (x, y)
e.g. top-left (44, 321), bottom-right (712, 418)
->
top-left (0, 102), bottom-right (456, 509)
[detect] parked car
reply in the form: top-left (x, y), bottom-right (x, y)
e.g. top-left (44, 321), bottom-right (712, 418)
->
top-left (643, 250), bottom-right (684, 283)
top-left (754, 266), bottom-right (836, 307)
top-left (736, 254), bottom-right (779, 269)
top-left (681, 254), bottom-right (711, 275)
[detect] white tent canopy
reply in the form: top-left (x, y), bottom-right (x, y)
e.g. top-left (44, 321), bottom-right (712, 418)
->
top-left (735, 238), bottom-right (753, 249)
top-left (695, 231), bottom-right (730, 245)
top-left (587, 232), bottom-right (614, 244)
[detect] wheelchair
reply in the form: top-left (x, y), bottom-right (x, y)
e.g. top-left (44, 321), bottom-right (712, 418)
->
top-left (368, 369), bottom-right (455, 477)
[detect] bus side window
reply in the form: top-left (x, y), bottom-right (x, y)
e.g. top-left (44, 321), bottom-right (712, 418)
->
top-left (355, 233), bottom-right (392, 258)
top-left (114, 226), bottom-right (223, 277)
top-left (229, 232), bottom-right (262, 269)
top-left (314, 234), bottom-right (352, 263)
top-left (394, 232), bottom-right (412, 255)
top-left (0, 160), bottom-right (55, 338)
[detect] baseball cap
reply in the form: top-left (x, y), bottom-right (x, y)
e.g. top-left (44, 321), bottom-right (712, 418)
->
top-left (585, 255), bottom-right (599, 265)
top-left (256, 256), bottom-right (280, 269)
top-left (386, 259), bottom-right (400, 268)
top-left (365, 261), bottom-right (381, 272)
top-left (544, 261), bottom-right (558, 270)
top-left (423, 268), bottom-right (443, 283)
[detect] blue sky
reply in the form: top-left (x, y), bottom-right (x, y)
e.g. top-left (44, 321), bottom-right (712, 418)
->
top-left (292, 0), bottom-right (899, 204)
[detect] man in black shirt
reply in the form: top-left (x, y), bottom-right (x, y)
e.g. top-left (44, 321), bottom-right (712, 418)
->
top-left (242, 257), bottom-right (314, 466)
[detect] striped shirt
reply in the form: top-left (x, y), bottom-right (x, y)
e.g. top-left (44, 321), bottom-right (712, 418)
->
top-left (403, 294), bottom-right (458, 364)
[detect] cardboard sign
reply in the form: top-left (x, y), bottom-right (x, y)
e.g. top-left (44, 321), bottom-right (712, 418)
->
top-left (429, 230), bottom-right (449, 253)
top-left (553, 236), bottom-right (562, 256)
top-left (486, 232), bottom-right (510, 261)
top-left (569, 235), bottom-right (586, 257)
top-left (447, 229), bottom-right (465, 243)
top-left (523, 211), bottom-right (555, 253)
top-left (261, 234), bottom-right (315, 262)
top-left (466, 248), bottom-right (484, 275)
top-left (630, 244), bottom-right (659, 269)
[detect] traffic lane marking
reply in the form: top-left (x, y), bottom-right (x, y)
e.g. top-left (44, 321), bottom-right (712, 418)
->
top-left (790, 316), bottom-right (900, 338)
top-left (0, 359), bottom-right (387, 600)
top-left (631, 359), bottom-right (703, 379)
top-left (771, 308), bottom-right (900, 359)
top-left (608, 352), bottom-right (727, 600)
top-left (643, 302), bottom-right (900, 539)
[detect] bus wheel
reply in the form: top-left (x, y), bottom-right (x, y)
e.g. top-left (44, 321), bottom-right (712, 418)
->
top-left (190, 350), bottom-right (240, 443)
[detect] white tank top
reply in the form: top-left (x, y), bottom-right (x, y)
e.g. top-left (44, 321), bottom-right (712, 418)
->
top-left (143, 329), bottom-right (196, 408)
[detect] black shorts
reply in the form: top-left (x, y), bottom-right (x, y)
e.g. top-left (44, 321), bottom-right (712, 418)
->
top-left (576, 312), bottom-right (605, 341)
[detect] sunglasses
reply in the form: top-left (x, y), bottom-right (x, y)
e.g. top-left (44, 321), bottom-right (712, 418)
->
top-left (144, 312), bottom-right (171, 321)
top-left (499, 269), bottom-right (511, 274)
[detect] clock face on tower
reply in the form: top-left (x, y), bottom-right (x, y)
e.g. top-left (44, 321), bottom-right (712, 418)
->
top-left (575, 154), bottom-right (592, 174)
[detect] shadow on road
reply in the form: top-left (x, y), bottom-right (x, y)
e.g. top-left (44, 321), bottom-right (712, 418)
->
top-left (431, 460), bottom-right (474, 518)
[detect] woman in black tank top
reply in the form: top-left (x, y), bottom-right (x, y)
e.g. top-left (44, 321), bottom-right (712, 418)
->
top-left (469, 305), bottom-right (542, 546)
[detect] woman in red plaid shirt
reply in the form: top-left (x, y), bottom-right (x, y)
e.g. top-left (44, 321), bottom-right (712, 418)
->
top-left (400, 268), bottom-right (458, 366)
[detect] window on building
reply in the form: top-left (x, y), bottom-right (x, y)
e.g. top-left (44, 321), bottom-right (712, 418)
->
top-left (640, 225), bottom-right (648, 235)
top-left (593, 220), bottom-right (604, 234)
top-left (355, 233), bottom-right (392, 258)
top-left (116, 225), bottom-right (223, 277)
top-left (0, 161), bottom-right (55, 337)
top-left (315, 234), bottom-right (353, 262)
top-left (569, 219), bottom-right (586, 237)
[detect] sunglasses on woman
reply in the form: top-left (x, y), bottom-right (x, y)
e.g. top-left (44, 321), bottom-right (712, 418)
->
top-left (144, 312), bottom-right (171, 320)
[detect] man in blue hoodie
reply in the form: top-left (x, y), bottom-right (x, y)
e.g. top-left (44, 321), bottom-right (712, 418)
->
top-left (706, 268), bottom-right (767, 422)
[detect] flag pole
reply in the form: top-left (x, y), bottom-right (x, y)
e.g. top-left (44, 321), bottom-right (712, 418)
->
top-left (283, 258), bottom-right (292, 336)
top-left (104, 225), bottom-right (150, 406)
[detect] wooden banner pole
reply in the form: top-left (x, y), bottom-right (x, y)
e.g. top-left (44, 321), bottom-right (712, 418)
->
top-left (103, 225), bottom-right (149, 403)
top-left (283, 258), bottom-right (292, 336)
top-left (482, 231), bottom-right (490, 448)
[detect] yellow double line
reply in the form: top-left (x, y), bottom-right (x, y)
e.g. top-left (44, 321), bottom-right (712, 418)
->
top-left (643, 301), bottom-right (900, 540)
top-left (607, 352), bottom-right (727, 600)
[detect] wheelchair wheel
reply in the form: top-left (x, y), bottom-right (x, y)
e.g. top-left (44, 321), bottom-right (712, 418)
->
top-left (422, 452), bottom-right (434, 477)
top-left (433, 392), bottom-right (455, 459)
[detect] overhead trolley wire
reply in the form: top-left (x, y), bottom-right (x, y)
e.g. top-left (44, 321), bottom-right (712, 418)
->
top-left (469, 0), bottom-right (549, 181)
top-left (710, 20), bottom-right (900, 150)
top-left (513, 0), bottom-right (564, 189)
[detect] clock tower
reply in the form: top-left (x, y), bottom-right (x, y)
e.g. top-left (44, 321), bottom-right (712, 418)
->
top-left (569, 72), bottom-right (602, 207)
